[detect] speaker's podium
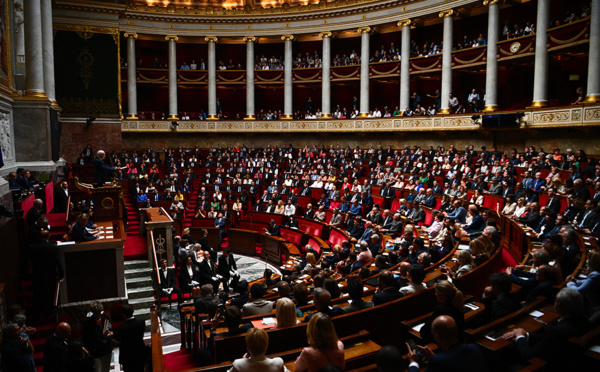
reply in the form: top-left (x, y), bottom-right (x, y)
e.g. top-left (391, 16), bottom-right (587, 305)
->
top-left (58, 182), bottom-right (127, 306)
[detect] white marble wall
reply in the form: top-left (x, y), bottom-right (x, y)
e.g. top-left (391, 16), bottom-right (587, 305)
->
top-left (0, 94), bottom-right (16, 197)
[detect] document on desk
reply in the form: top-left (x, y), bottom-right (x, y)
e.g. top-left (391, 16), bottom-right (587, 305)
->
top-left (412, 323), bottom-right (425, 332)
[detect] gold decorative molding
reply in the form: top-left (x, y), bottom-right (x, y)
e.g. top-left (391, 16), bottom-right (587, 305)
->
top-left (24, 90), bottom-right (48, 100)
top-left (242, 36), bottom-right (256, 43)
top-left (397, 19), bottom-right (412, 28)
top-left (319, 31), bottom-right (333, 39)
top-left (168, 114), bottom-right (179, 120)
top-left (53, 23), bottom-right (119, 36)
top-left (205, 36), bottom-right (219, 43)
top-left (165, 35), bottom-right (179, 42)
top-left (357, 26), bottom-right (372, 34)
top-left (438, 9), bottom-right (455, 18)
top-left (123, 32), bottom-right (138, 39)
top-left (584, 95), bottom-right (600, 104)
top-left (483, 0), bottom-right (502, 6)
top-left (528, 101), bottom-right (549, 109)
top-left (281, 35), bottom-right (295, 41)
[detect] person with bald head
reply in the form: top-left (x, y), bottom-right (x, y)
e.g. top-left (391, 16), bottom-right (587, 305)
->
top-left (93, 150), bottom-right (118, 187)
top-left (304, 288), bottom-right (344, 322)
top-left (407, 315), bottom-right (487, 372)
top-left (43, 322), bottom-right (72, 372)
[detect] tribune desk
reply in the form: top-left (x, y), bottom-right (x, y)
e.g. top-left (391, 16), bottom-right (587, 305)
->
top-left (58, 221), bottom-right (126, 305)
top-left (141, 207), bottom-right (174, 267)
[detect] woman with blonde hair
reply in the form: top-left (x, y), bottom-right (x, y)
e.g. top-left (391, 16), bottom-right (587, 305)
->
top-left (274, 200), bottom-right (285, 215)
top-left (276, 298), bottom-right (300, 328)
top-left (511, 197), bottom-right (527, 219)
top-left (419, 280), bottom-right (465, 343)
top-left (294, 313), bottom-right (344, 372)
top-left (454, 249), bottom-right (476, 277)
top-left (229, 328), bottom-right (287, 372)
top-left (302, 252), bottom-right (318, 273)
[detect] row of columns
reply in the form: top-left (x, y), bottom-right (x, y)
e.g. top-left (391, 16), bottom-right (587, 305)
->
top-left (24, 0), bottom-right (57, 106)
top-left (124, 0), bottom-right (600, 120)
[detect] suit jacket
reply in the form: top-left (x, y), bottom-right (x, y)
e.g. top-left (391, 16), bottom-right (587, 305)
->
top-left (53, 189), bottom-right (69, 213)
top-left (380, 187), bottom-right (395, 197)
top-left (92, 157), bottom-right (115, 186)
top-left (515, 315), bottom-right (590, 368)
top-left (518, 210), bottom-right (541, 229)
top-left (231, 292), bottom-right (250, 309)
top-left (545, 197), bottom-right (561, 214)
top-left (179, 264), bottom-right (200, 289)
top-left (267, 224), bottom-right (281, 237)
top-left (408, 208), bottom-right (425, 224)
top-left (156, 267), bottom-right (177, 290)
top-left (411, 343), bottom-right (487, 372)
top-left (423, 195), bottom-right (437, 208)
top-left (194, 295), bottom-right (215, 314)
top-left (26, 207), bottom-right (42, 228)
top-left (43, 334), bottom-right (69, 372)
top-left (218, 254), bottom-right (237, 278)
top-left (447, 206), bottom-right (467, 224)
top-left (114, 317), bottom-right (146, 367)
top-left (372, 287), bottom-right (403, 306)
top-left (71, 221), bottom-right (96, 242)
top-left (199, 259), bottom-right (218, 283)
top-left (482, 292), bottom-right (521, 321)
top-left (463, 214), bottom-right (485, 233)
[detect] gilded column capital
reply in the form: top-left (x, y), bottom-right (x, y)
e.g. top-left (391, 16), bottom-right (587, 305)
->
top-left (483, 0), bottom-right (502, 6)
top-left (357, 26), bottom-right (372, 34)
top-left (439, 9), bottom-right (455, 18)
top-left (243, 36), bottom-right (256, 43)
top-left (319, 31), bottom-right (333, 39)
top-left (281, 34), bottom-right (295, 41)
top-left (124, 32), bottom-right (138, 39)
top-left (165, 35), bottom-right (179, 42)
top-left (397, 19), bottom-right (413, 28)
top-left (205, 36), bottom-right (218, 43)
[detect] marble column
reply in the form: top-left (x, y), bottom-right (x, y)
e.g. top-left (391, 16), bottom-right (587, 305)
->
top-left (358, 27), bottom-right (371, 117)
top-left (125, 33), bottom-right (138, 119)
top-left (531, 0), bottom-right (550, 108)
top-left (24, 0), bottom-right (46, 98)
top-left (282, 35), bottom-right (294, 119)
top-left (166, 35), bottom-right (179, 119)
top-left (243, 36), bottom-right (256, 119)
top-left (585, 0), bottom-right (600, 103)
top-left (398, 20), bottom-right (412, 113)
top-left (483, 0), bottom-right (500, 111)
top-left (320, 32), bottom-right (333, 118)
top-left (40, 0), bottom-right (56, 107)
top-left (206, 36), bottom-right (218, 120)
top-left (439, 10), bottom-right (454, 114)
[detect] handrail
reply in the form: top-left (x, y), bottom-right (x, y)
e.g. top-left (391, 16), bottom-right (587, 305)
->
top-left (150, 306), bottom-right (165, 372)
top-left (149, 229), bottom-right (161, 286)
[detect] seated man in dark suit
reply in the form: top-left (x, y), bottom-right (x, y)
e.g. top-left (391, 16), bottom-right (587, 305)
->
top-left (372, 269), bottom-right (403, 306)
top-left (218, 249), bottom-right (240, 293)
top-left (70, 213), bottom-right (98, 242)
top-left (482, 272), bottom-right (521, 322)
top-left (194, 284), bottom-right (215, 315)
top-left (198, 251), bottom-right (222, 294)
top-left (264, 219), bottom-right (281, 237)
top-left (503, 287), bottom-right (590, 369)
top-left (304, 288), bottom-right (344, 322)
top-left (155, 259), bottom-right (183, 305)
top-left (230, 280), bottom-right (250, 309)
top-left (407, 315), bottom-right (487, 372)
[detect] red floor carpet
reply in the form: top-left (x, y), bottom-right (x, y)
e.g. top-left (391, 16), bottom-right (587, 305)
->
top-left (124, 234), bottom-right (148, 261)
top-left (163, 349), bottom-right (199, 371)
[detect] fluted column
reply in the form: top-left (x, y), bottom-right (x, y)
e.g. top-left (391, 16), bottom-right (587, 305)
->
top-left (24, 0), bottom-right (46, 98)
top-left (483, 0), bottom-right (500, 111)
top-left (585, 0), bottom-right (600, 103)
top-left (438, 10), bottom-right (454, 114)
top-left (358, 27), bottom-right (371, 117)
top-left (244, 36), bottom-right (256, 119)
top-left (282, 35), bottom-right (294, 119)
top-left (398, 20), bottom-right (412, 112)
top-left (41, 0), bottom-right (56, 106)
top-left (320, 32), bottom-right (333, 118)
top-left (206, 36), bottom-right (218, 119)
top-left (125, 32), bottom-right (138, 119)
top-left (530, 0), bottom-right (550, 108)
top-left (166, 35), bottom-right (179, 119)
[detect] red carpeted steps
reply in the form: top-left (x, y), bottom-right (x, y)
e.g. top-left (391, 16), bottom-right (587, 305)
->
top-left (163, 349), bottom-right (200, 371)
top-left (123, 193), bottom-right (147, 261)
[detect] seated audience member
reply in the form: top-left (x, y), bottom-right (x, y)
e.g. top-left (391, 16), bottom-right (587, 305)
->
top-left (444, 249), bottom-right (475, 279)
top-left (242, 283), bottom-right (274, 316)
top-left (566, 250), bottom-right (600, 319)
top-left (482, 272), bottom-right (521, 321)
top-left (372, 270), bottom-right (403, 306)
top-left (343, 275), bottom-right (374, 314)
top-left (407, 315), bottom-right (487, 372)
top-left (305, 288), bottom-right (344, 322)
top-left (420, 281), bottom-right (465, 343)
top-left (194, 284), bottom-right (215, 315)
top-left (376, 345), bottom-right (404, 372)
top-left (400, 265), bottom-right (427, 295)
top-left (179, 256), bottom-right (201, 292)
top-left (1, 322), bottom-right (36, 372)
top-left (231, 280), bottom-right (250, 309)
top-left (155, 259), bottom-right (183, 305)
top-left (209, 305), bottom-right (253, 337)
top-left (229, 328), bottom-right (286, 372)
top-left (295, 313), bottom-right (345, 372)
top-left (71, 213), bottom-right (98, 242)
top-left (502, 288), bottom-right (590, 369)
top-left (276, 297), bottom-right (300, 328)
